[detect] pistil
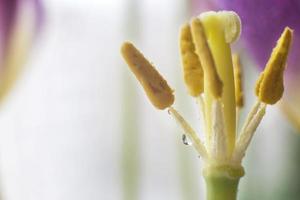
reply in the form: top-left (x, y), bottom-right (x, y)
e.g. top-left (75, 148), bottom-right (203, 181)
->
top-left (199, 11), bottom-right (241, 155)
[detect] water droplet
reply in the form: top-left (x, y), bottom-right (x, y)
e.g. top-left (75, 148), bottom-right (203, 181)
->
top-left (182, 134), bottom-right (192, 146)
top-left (167, 108), bottom-right (171, 115)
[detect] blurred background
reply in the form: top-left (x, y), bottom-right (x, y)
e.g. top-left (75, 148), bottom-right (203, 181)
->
top-left (0, 0), bottom-right (299, 200)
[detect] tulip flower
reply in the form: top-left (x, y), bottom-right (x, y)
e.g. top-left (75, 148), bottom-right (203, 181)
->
top-left (121, 10), bottom-right (293, 200)
top-left (0, 0), bottom-right (43, 102)
top-left (204, 0), bottom-right (300, 131)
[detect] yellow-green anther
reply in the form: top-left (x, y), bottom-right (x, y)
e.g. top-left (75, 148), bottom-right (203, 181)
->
top-left (199, 11), bottom-right (240, 155)
top-left (121, 42), bottom-right (175, 109)
top-left (255, 27), bottom-right (293, 105)
top-left (232, 54), bottom-right (244, 108)
top-left (179, 23), bottom-right (204, 97)
top-left (190, 18), bottom-right (223, 99)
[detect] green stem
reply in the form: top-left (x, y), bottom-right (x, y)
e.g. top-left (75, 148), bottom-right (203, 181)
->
top-left (203, 165), bottom-right (245, 200)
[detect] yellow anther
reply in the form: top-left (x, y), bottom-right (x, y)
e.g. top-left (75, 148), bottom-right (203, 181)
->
top-left (255, 27), bottom-right (293, 105)
top-left (179, 23), bottom-right (204, 97)
top-left (232, 54), bottom-right (244, 108)
top-left (190, 18), bottom-right (223, 99)
top-left (121, 42), bottom-right (175, 109)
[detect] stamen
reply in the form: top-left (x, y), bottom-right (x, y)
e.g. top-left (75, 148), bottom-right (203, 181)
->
top-left (168, 107), bottom-right (208, 160)
top-left (196, 95), bottom-right (207, 125)
top-left (190, 18), bottom-right (223, 99)
top-left (233, 104), bottom-right (266, 163)
top-left (211, 100), bottom-right (228, 162)
top-left (196, 95), bottom-right (208, 148)
top-left (196, 95), bottom-right (206, 117)
top-left (240, 101), bottom-right (261, 133)
top-left (179, 23), bottom-right (204, 97)
top-left (121, 42), bottom-right (174, 109)
top-left (233, 54), bottom-right (244, 108)
top-left (255, 27), bottom-right (293, 105)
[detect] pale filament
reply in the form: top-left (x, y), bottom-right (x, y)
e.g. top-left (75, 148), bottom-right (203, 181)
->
top-left (168, 107), bottom-right (208, 161)
top-left (232, 102), bottom-right (266, 163)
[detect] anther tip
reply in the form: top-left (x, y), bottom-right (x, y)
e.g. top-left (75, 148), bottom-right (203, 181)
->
top-left (121, 41), bottom-right (133, 53)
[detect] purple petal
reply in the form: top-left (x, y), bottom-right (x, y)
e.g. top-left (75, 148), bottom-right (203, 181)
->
top-left (0, 0), bottom-right (18, 57)
top-left (191, 0), bottom-right (218, 15)
top-left (0, 0), bottom-right (44, 98)
top-left (32, 0), bottom-right (44, 33)
top-left (0, 0), bottom-right (43, 63)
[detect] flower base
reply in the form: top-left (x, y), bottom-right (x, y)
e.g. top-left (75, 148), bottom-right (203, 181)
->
top-left (203, 165), bottom-right (244, 200)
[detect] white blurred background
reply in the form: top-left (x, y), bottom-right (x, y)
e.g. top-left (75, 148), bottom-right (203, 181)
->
top-left (0, 0), bottom-right (297, 200)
